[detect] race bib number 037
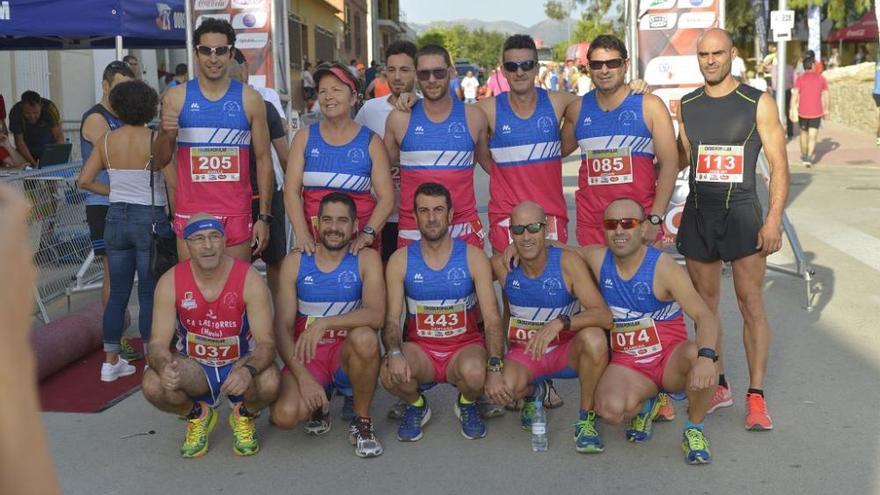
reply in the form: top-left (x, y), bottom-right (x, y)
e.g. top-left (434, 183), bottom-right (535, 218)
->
top-left (585, 147), bottom-right (633, 185)
top-left (190, 146), bottom-right (240, 182)
top-left (610, 317), bottom-right (662, 357)
top-left (695, 144), bottom-right (744, 183)
top-left (415, 303), bottom-right (467, 338)
top-left (186, 333), bottom-right (240, 366)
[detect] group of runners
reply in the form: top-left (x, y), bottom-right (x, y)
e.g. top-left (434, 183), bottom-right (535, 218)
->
top-left (137, 19), bottom-right (790, 465)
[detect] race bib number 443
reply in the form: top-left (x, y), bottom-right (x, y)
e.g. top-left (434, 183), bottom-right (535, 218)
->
top-left (415, 304), bottom-right (467, 338)
top-left (584, 147), bottom-right (633, 185)
top-left (696, 145), bottom-right (744, 183)
top-left (610, 317), bottom-right (662, 357)
top-left (190, 146), bottom-right (241, 182)
top-left (186, 333), bottom-right (240, 366)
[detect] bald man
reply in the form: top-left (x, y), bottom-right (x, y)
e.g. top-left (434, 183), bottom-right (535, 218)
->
top-left (489, 201), bottom-right (612, 453)
top-left (143, 214), bottom-right (279, 458)
top-left (676, 28), bottom-right (789, 431)
top-left (582, 198), bottom-right (719, 464)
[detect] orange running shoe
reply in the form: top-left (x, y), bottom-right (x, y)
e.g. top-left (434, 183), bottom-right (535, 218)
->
top-left (706, 384), bottom-right (733, 414)
top-left (655, 392), bottom-right (676, 422)
top-left (745, 393), bottom-right (773, 431)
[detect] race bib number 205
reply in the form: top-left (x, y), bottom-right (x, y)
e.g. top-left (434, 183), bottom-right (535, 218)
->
top-left (190, 146), bottom-right (241, 182)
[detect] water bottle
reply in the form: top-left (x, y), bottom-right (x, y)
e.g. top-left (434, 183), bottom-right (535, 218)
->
top-left (531, 399), bottom-right (548, 452)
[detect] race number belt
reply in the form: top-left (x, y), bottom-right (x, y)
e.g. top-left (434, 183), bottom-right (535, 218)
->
top-left (306, 315), bottom-right (348, 345)
top-left (584, 147), bottom-right (633, 185)
top-left (610, 317), bottom-right (662, 357)
top-left (415, 303), bottom-right (467, 338)
top-left (186, 333), bottom-right (240, 367)
top-left (190, 146), bottom-right (241, 182)
top-left (502, 216), bottom-right (559, 244)
top-left (507, 317), bottom-right (545, 347)
top-left (695, 144), bottom-right (744, 183)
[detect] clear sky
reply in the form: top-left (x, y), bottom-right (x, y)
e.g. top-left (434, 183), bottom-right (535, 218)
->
top-left (400, 0), bottom-right (558, 28)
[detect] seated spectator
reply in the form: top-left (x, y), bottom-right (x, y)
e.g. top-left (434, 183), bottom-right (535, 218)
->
top-left (8, 91), bottom-right (63, 167)
top-left (0, 133), bottom-right (28, 169)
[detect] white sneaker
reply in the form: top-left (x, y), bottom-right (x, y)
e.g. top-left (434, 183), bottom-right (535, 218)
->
top-left (101, 358), bottom-right (136, 382)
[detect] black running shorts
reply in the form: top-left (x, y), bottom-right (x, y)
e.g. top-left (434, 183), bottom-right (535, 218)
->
top-left (676, 200), bottom-right (763, 262)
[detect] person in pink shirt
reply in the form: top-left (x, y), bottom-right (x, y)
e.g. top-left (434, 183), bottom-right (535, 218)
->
top-left (790, 55), bottom-right (829, 167)
top-left (486, 65), bottom-right (510, 96)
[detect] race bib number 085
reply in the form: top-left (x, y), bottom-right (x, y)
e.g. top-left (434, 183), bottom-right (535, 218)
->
top-left (415, 303), bottom-right (467, 338)
top-left (695, 144), bottom-right (744, 183)
top-left (610, 317), bottom-right (662, 357)
top-left (585, 147), bottom-right (633, 185)
top-left (190, 146), bottom-right (240, 182)
top-left (186, 333), bottom-right (240, 366)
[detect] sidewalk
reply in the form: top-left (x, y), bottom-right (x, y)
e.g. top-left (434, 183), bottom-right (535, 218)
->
top-left (787, 119), bottom-right (879, 168)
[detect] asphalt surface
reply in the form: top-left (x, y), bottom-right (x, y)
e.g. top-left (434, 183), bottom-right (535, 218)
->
top-left (41, 126), bottom-right (880, 494)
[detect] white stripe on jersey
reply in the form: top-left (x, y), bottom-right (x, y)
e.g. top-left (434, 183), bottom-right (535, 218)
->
top-left (398, 221), bottom-right (479, 241)
top-left (406, 294), bottom-right (476, 311)
top-left (179, 127), bottom-right (253, 145)
top-left (303, 171), bottom-right (371, 192)
top-left (400, 149), bottom-right (474, 167)
top-left (490, 140), bottom-right (562, 164)
top-left (610, 302), bottom-right (681, 322)
top-left (509, 301), bottom-right (580, 322)
top-left (577, 135), bottom-right (654, 155)
top-left (298, 299), bottom-right (362, 317)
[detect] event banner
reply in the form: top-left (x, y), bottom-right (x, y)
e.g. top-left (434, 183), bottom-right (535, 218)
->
top-left (190, 0), bottom-right (274, 88)
top-left (636, 0), bottom-right (723, 250)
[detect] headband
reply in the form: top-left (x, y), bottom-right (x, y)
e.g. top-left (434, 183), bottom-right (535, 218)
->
top-left (183, 219), bottom-right (225, 239)
top-left (323, 66), bottom-right (358, 94)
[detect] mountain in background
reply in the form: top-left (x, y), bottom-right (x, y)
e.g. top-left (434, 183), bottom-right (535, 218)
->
top-left (408, 18), bottom-right (578, 46)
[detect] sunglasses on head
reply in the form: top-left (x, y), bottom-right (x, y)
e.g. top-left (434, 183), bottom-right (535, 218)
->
top-left (416, 68), bottom-right (449, 81)
top-left (510, 222), bottom-right (545, 235)
top-left (603, 218), bottom-right (641, 230)
top-left (195, 45), bottom-right (233, 57)
top-left (503, 60), bottom-right (537, 72)
top-left (588, 58), bottom-right (625, 71)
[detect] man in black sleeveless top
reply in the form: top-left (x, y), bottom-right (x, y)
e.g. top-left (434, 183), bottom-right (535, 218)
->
top-left (676, 28), bottom-right (789, 432)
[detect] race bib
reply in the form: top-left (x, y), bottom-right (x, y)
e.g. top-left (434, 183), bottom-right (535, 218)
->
top-left (190, 146), bottom-right (241, 182)
top-left (415, 303), bottom-right (467, 338)
top-left (186, 333), bottom-right (240, 366)
top-left (585, 147), bottom-right (633, 186)
top-left (306, 315), bottom-right (348, 345)
top-left (503, 216), bottom-right (559, 244)
top-left (695, 145), bottom-right (744, 183)
top-left (390, 165), bottom-right (401, 192)
top-left (610, 317), bottom-right (662, 357)
top-left (506, 317), bottom-right (544, 347)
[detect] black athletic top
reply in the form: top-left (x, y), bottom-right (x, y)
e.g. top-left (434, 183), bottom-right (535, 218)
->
top-left (680, 84), bottom-right (763, 208)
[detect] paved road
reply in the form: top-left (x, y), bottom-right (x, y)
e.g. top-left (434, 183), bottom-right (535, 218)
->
top-left (42, 132), bottom-right (880, 494)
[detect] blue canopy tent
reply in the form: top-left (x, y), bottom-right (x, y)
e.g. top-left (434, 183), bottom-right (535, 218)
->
top-left (0, 0), bottom-right (186, 51)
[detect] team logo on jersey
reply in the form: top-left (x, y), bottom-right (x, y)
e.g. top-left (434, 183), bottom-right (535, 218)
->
top-left (223, 292), bottom-right (238, 309)
top-left (447, 267), bottom-right (467, 286)
top-left (310, 148), bottom-right (320, 157)
top-left (182, 291), bottom-right (198, 310)
top-left (583, 116), bottom-right (592, 126)
top-left (632, 281), bottom-right (651, 301)
top-left (619, 110), bottom-right (637, 127)
top-left (189, 102), bottom-right (201, 112)
top-left (604, 278), bottom-right (614, 288)
top-left (303, 275), bottom-right (315, 285)
top-left (223, 101), bottom-right (242, 117)
top-left (448, 122), bottom-right (467, 139)
top-left (413, 272), bottom-right (424, 283)
top-left (338, 270), bottom-right (358, 289)
top-left (347, 148), bottom-right (365, 164)
top-left (542, 277), bottom-right (562, 295)
top-left (414, 125), bottom-right (425, 135)
top-left (537, 116), bottom-right (554, 134)
top-left (206, 309), bottom-right (218, 320)
top-left (501, 124), bottom-right (512, 134)
top-left (511, 279), bottom-right (521, 289)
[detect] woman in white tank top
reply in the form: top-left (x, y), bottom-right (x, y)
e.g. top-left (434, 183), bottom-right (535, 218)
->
top-left (77, 80), bottom-right (173, 382)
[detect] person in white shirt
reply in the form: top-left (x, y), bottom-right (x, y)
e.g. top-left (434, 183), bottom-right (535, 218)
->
top-left (461, 70), bottom-right (480, 104)
top-left (731, 54), bottom-right (746, 82)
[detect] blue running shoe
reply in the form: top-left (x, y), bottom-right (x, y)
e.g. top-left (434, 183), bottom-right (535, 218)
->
top-left (454, 396), bottom-right (487, 439)
top-left (682, 427), bottom-right (712, 465)
top-left (574, 410), bottom-right (604, 453)
top-left (626, 395), bottom-right (661, 443)
top-left (397, 396), bottom-right (431, 442)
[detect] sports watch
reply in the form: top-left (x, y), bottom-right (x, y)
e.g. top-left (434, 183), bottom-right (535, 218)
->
top-left (257, 213), bottom-right (273, 225)
top-left (362, 225), bottom-right (376, 237)
top-left (647, 214), bottom-right (664, 226)
top-left (487, 356), bottom-right (504, 373)
top-left (697, 347), bottom-right (718, 362)
top-left (557, 314), bottom-right (571, 332)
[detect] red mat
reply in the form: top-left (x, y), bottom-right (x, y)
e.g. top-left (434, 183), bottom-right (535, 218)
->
top-left (39, 339), bottom-right (145, 413)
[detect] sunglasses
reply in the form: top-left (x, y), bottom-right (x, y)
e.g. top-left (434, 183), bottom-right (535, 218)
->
top-left (588, 58), bottom-right (625, 71)
top-left (503, 60), bottom-right (537, 72)
top-left (108, 61), bottom-right (130, 70)
top-left (602, 218), bottom-right (641, 230)
top-left (195, 45), bottom-right (233, 57)
top-left (510, 222), bottom-right (545, 235)
top-left (416, 68), bottom-right (449, 81)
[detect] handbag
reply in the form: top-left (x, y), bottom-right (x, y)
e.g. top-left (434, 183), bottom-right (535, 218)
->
top-left (148, 137), bottom-right (177, 279)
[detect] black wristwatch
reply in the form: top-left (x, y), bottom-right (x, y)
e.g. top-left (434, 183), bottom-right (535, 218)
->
top-left (557, 314), bottom-right (571, 332)
top-left (647, 214), bottom-right (664, 226)
top-left (487, 356), bottom-right (504, 373)
top-left (697, 347), bottom-right (718, 362)
top-left (362, 225), bottom-right (376, 238)
top-left (243, 364), bottom-right (259, 377)
top-left (257, 213), bottom-right (273, 225)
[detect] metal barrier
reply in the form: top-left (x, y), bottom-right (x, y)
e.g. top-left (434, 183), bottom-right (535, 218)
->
top-left (0, 161), bottom-right (100, 321)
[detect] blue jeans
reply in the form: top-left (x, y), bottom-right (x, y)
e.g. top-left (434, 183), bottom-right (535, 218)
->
top-left (103, 203), bottom-right (172, 353)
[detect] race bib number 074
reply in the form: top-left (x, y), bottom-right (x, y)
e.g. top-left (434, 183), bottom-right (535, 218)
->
top-left (695, 144), bottom-right (744, 183)
top-left (415, 303), bottom-right (467, 338)
top-left (190, 146), bottom-right (241, 182)
top-left (610, 317), bottom-right (662, 357)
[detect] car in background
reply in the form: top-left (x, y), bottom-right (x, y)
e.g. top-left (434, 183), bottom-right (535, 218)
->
top-left (454, 59), bottom-right (484, 84)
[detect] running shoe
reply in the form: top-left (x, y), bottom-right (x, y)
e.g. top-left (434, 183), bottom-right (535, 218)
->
top-left (478, 396), bottom-right (505, 419)
top-left (100, 357), bottom-right (136, 382)
top-left (745, 392), bottom-right (774, 431)
top-left (387, 399), bottom-right (407, 420)
top-left (655, 392), bottom-right (676, 422)
top-left (397, 396), bottom-right (431, 442)
top-left (229, 404), bottom-right (259, 456)
top-left (707, 383), bottom-right (734, 414)
top-left (119, 336), bottom-right (143, 361)
top-left (180, 402), bottom-right (217, 459)
top-left (454, 397), bottom-right (487, 440)
top-left (544, 380), bottom-right (564, 409)
top-left (348, 417), bottom-right (384, 458)
top-left (304, 407), bottom-right (332, 436)
top-left (681, 427), bottom-right (712, 465)
top-left (574, 410), bottom-right (604, 453)
top-left (341, 394), bottom-right (355, 422)
top-left (626, 395), bottom-right (661, 443)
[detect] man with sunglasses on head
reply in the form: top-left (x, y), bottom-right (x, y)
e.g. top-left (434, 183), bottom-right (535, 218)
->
top-left (581, 198), bottom-right (719, 464)
top-left (489, 201), bottom-right (612, 454)
top-left (561, 34), bottom-right (679, 249)
top-left (153, 18), bottom-right (274, 263)
top-left (676, 28), bottom-right (789, 431)
top-left (384, 44), bottom-right (490, 249)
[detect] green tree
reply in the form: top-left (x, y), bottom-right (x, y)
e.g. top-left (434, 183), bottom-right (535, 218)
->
top-left (544, 0), bottom-right (623, 48)
top-left (415, 26), bottom-right (506, 73)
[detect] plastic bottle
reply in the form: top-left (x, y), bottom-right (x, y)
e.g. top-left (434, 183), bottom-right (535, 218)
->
top-left (531, 399), bottom-right (548, 452)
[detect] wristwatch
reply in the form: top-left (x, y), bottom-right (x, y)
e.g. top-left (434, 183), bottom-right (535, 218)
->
top-left (362, 225), bottom-right (376, 238)
top-left (697, 347), bottom-right (718, 362)
top-left (243, 364), bottom-right (258, 377)
top-left (557, 314), bottom-right (571, 332)
top-left (257, 213), bottom-right (273, 225)
top-left (487, 356), bottom-right (504, 373)
top-left (647, 214), bottom-right (664, 226)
